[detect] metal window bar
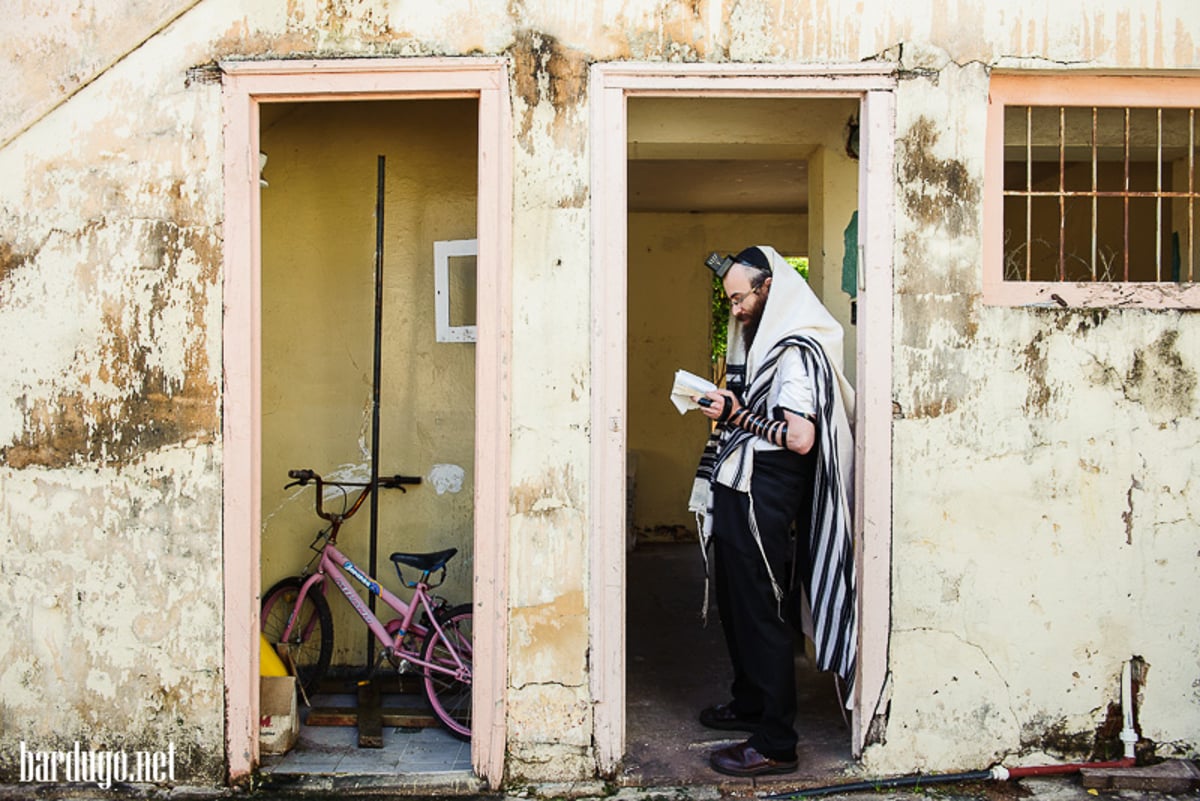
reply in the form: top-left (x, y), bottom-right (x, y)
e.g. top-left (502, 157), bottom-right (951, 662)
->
top-left (1091, 107), bottom-right (1098, 280)
top-left (1025, 106), bottom-right (1032, 282)
top-left (1156, 108), bottom-right (1163, 281)
top-left (1123, 107), bottom-right (1130, 282)
top-left (1006, 103), bottom-right (1200, 284)
top-left (1058, 106), bottom-right (1066, 281)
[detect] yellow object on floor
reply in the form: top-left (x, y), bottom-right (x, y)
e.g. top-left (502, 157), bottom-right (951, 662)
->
top-left (260, 633), bottom-right (289, 677)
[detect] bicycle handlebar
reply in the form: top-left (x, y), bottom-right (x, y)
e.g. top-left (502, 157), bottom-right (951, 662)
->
top-left (378, 474), bottom-right (423, 489)
top-left (286, 468), bottom-right (422, 488)
top-left (285, 468), bottom-right (422, 523)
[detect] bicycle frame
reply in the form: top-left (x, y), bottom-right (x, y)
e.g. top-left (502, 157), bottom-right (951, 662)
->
top-left (282, 540), bottom-right (471, 683)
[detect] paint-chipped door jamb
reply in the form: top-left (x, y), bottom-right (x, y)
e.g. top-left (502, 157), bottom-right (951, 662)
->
top-left (220, 57), bottom-right (512, 787)
top-left (588, 62), bottom-right (896, 771)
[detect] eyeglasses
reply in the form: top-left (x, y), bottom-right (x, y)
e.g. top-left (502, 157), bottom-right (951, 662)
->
top-left (728, 285), bottom-right (760, 309)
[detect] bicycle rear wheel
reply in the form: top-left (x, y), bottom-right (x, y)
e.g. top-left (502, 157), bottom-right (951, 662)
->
top-left (261, 576), bottom-right (333, 697)
top-left (421, 603), bottom-right (473, 740)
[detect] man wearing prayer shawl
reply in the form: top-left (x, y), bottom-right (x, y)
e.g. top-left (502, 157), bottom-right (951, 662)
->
top-left (690, 245), bottom-right (856, 777)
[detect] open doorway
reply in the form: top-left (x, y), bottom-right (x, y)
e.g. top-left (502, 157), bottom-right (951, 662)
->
top-left (256, 97), bottom-right (477, 780)
top-left (622, 94), bottom-right (860, 785)
top-left (220, 59), bottom-right (511, 787)
top-left (588, 63), bottom-right (896, 783)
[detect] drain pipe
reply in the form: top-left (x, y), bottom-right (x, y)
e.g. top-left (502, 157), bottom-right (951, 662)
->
top-left (764, 659), bottom-right (1139, 800)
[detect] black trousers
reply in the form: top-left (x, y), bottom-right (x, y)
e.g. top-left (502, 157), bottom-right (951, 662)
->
top-left (712, 448), bottom-right (815, 760)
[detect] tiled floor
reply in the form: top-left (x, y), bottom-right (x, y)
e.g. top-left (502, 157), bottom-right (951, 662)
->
top-left (262, 708), bottom-right (471, 774)
top-left (259, 689), bottom-right (474, 790)
top-left (259, 541), bottom-right (849, 792)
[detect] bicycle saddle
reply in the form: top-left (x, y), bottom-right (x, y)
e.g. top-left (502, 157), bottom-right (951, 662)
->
top-left (389, 547), bottom-right (458, 572)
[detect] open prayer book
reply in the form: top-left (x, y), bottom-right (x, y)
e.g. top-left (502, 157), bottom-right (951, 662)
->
top-left (669, 369), bottom-right (719, 414)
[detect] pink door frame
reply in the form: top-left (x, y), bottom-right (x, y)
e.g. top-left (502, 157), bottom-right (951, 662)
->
top-left (220, 58), bottom-right (512, 786)
top-left (588, 62), bottom-right (897, 770)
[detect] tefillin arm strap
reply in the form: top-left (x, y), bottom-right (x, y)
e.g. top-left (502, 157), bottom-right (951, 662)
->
top-left (727, 407), bottom-right (788, 448)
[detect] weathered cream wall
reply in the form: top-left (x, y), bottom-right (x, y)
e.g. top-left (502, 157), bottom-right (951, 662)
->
top-left (0, 2), bottom-right (228, 783)
top-left (878, 52), bottom-right (1200, 773)
top-left (627, 212), bottom-right (809, 533)
top-left (259, 99), bottom-right (477, 667)
top-left (1, 0), bottom-right (1199, 789)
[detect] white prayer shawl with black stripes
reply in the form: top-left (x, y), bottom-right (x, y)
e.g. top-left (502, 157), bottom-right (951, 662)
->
top-left (688, 245), bottom-right (858, 703)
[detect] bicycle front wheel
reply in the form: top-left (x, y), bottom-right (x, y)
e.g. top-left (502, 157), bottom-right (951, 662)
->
top-left (261, 576), bottom-right (333, 697)
top-left (421, 603), bottom-right (473, 740)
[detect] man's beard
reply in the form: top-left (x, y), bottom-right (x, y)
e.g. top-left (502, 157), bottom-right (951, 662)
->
top-left (741, 304), bottom-right (765, 352)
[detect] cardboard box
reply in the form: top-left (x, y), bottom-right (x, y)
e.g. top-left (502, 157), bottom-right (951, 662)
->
top-left (259, 675), bottom-right (299, 755)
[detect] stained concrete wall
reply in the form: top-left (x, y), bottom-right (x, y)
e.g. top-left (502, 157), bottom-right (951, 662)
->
top-left (881, 51), bottom-right (1200, 773)
top-left (2, 0), bottom-right (1199, 789)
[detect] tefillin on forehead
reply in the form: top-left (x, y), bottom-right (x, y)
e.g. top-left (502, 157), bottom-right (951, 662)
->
top-left (703, 247), bottom-right (772, 278)
top-left (704, 252), bottom-right (735, 278)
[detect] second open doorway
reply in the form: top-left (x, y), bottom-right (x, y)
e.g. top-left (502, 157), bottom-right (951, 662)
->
top-left (621, 93), bottom-right (860, 785)
top-left (588, 62), bottom-right (897, 786)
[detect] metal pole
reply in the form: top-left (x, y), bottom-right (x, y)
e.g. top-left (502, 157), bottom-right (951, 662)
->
top-left (367, 155), bottom-right (385, 670)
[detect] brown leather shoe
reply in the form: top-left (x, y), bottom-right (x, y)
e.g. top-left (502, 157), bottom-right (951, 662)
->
top-left (709, 740), bottom-right (798, 777)
top-left (699, 702), bottom-right (761, 731)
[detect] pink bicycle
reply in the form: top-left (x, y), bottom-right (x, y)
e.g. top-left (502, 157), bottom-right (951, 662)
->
top-left (260, 468), bottom-right (473, 739)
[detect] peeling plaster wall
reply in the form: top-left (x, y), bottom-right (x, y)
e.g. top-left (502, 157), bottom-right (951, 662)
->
top-left (1, 0), bottom-right (1199, 789)
top-left (0, 3), bottom-right (225, 780)
top-left (883, 54), bottom-right (1200, 773)
top-left (505, 28), bottom-right (596, 780)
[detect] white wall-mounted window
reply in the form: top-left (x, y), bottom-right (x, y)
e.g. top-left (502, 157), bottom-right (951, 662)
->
top-left (434, 238), bottom-right (478, 342)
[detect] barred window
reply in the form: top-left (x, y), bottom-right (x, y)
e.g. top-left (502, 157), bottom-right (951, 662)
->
top-left (985, 74), bottom-right (1200, 307)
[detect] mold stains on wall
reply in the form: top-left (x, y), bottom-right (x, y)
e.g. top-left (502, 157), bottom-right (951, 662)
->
top-left (1019, 714), bottom-right (1097, 759)
top-left (1079, 324), bottom-right (1197, 426)
top-left (894, 106), bottom-right (989, 421)
top-left (1124, 329), bottom-right (1196, 425)
top-left (904, 353), bottom-right (966, 419)
top-left (649, 0), bottom-right (710, 61)
top-left (4, 368), bottom-right (216, 469)
top-left (898, 116), bottom-right (980, 241)
top-left (0, 218), bottom-right (218, 469)
top-left (509, 29), bottom-right (588, 151)
top-left (212, 16), bottom-right (319, 60)
top-left (0, 240), bottom-right (29, 285)
top-left (1021, 330), bottom-right (1053, 416)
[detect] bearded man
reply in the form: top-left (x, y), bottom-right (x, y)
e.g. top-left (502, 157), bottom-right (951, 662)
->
top-left (690, 245), bottom-right (856, 777)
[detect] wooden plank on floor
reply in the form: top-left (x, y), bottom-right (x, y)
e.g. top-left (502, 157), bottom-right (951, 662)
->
top-left (305, 706), bottom-right (439, 729)
top-left (380, 709), bottom-right (439, 729)
top-left (356, 680), bottom-right (383, 748)
top-left (305, 707), bottom-right (361, 727)
top-left (302, 672), bottom-right (437, 735)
